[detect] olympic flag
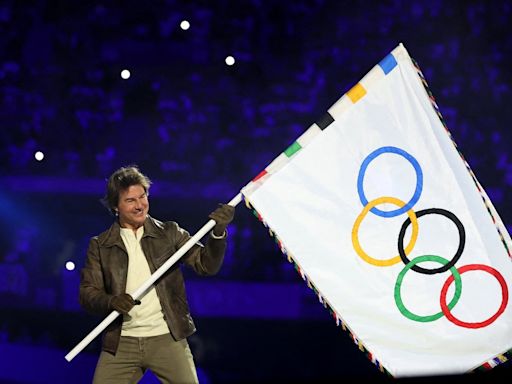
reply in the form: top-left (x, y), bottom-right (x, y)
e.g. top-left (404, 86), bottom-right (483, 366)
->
top-left (241, 43), bottom-right (512, 377)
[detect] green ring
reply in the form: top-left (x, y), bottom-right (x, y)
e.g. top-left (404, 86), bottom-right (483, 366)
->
top-left (394, 255), bottom-right (462, 322)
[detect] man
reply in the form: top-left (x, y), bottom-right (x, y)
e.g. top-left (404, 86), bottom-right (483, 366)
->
top-left (80, 165), bottom-right (235, 383)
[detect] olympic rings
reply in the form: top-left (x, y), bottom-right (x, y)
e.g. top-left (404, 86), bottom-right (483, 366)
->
top-left (395, 255), bottom-right (462, 322)
top-left (440, 264), bottom-right (509, 328)
top-left (398, 208), bottom-right (465, 275)
top-left (357, 146), bottom-right (423, 218)
top-left (352, 196), bottom-right (418, 266)
top-left (352, 145), bottom-right (509, 328)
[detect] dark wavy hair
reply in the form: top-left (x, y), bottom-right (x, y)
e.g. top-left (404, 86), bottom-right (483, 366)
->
top-left (102, 165), bottom-right (152, 214)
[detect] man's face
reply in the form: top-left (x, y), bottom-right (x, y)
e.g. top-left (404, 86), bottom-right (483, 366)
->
top-left (117, 184), bottom-right (149, 230)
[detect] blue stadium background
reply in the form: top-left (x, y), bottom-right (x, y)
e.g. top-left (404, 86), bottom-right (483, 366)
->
top-left (1, 0), bottom-right (511, 382)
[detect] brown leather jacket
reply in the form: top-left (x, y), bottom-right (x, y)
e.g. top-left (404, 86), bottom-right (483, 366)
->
top-left (79, 215), bottom-right (227, 354)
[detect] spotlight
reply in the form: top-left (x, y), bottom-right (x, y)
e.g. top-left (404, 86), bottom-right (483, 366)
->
top-left (121, 69), bottom-right (131, 79)
top-left (225, 56), bottom-right (235, 66)
top-left (65, 261), bottom-right (76, 271)
top-left (35, 151), bottom-right (44, 161)
top-left (180, 20), bottom-right (190, 30)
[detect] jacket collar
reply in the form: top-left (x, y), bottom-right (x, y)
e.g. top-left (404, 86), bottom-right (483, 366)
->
top-left (98, 215), bottom-right (164, 248)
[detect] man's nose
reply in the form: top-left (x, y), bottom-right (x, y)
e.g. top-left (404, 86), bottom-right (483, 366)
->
top-left (135, 199), bottom-right (143, 209)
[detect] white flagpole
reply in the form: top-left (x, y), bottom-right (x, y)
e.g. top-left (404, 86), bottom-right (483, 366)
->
top-left (65, 193), bottom-right (243, 362)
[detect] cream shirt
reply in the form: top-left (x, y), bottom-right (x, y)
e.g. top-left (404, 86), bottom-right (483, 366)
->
top-left (119, 226), bottom-right (169, 337)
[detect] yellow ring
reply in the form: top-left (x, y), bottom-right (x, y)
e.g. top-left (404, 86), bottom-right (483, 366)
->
top-left (352, 196), bottom-right (418, 266)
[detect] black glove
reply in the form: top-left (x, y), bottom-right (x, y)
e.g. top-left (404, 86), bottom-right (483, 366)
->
top-left (209, 204), bottom-right (235, 237)
top-left (110, 293), bottom-right (140, 315)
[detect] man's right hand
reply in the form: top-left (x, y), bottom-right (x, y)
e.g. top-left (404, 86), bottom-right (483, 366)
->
top-left (110, 293), bottom-right (140, 315)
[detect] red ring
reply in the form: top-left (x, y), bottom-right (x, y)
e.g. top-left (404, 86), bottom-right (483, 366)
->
top-left (440, 264), bottom-right (508, 328)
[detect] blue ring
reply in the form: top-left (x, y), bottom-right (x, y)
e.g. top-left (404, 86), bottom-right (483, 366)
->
top-left (357, 146), bottom-right (423, 217)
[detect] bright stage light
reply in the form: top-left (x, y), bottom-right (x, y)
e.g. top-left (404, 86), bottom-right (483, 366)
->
top-left (35, 151), bottom-right (44, 161)
top-left (225, 56), bottom-right (235, 66)
top-left (180, 20), bottom-right (190, 30)
top-left (121, 69), bottom-right (131, 79)
top-left (65, 261), bottom-right (76, 271)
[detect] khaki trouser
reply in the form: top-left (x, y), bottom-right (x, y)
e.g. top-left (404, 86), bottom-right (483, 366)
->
top-left (93, 334), bottom-right (199, 384)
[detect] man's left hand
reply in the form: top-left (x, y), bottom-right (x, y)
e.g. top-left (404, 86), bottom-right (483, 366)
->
top-left (209, 204), bottom-right (235, 237)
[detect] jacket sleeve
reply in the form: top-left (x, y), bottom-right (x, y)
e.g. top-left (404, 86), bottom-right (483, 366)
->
top-left (171, 222), bottom-right (227, 276)
top-left (79, 237), bottom-right (113, 316)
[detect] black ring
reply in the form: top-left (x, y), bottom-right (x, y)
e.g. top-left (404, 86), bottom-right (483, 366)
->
top-left (398, 208), bottom-right (465, 275)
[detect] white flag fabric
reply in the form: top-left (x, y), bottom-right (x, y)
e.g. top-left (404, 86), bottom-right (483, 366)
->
top-left (241, 43), bottom-right (512, 378)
